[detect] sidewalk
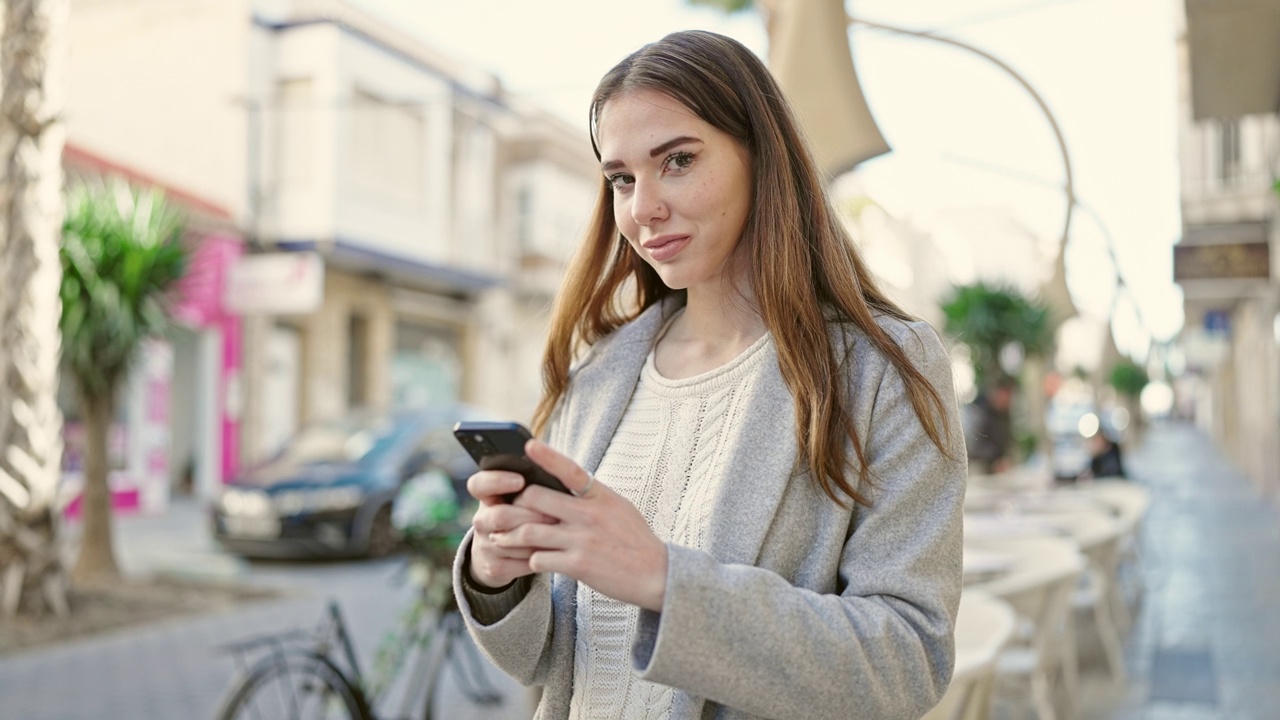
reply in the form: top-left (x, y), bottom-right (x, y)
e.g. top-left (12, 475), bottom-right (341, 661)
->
top-left (1080, 421), bottom-right (1280, 719)
top-left (109, 495), bottom-right (250, 582)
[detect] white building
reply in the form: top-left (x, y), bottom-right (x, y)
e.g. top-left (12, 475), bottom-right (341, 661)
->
top-left (65, 0), bottom-right (597, 503)
top-left (1173, 0), bottom-right (1280, 498)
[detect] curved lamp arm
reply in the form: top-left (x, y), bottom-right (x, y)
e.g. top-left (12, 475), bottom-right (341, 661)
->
top-left (847, 14), bottom-right (1076, 277)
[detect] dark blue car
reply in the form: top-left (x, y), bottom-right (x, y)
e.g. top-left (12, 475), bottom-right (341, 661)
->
top-left (212, 405), bottom-right (485, 559)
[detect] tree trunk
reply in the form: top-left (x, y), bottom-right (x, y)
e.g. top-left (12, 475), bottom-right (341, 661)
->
top-left (0, 0), bottom-right (71, 616)
top-left (1023, 357), bottom-right (1051, 467)
top-left (70, 392), bottom-right (120, 585)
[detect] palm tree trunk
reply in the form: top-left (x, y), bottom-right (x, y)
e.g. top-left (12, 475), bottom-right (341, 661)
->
top-left (1025, 357), bottom-right (1058, 475)
top-left (0, 0), bottom-right (71, 616)
top-left (70, 392), bottom-right (120, 584)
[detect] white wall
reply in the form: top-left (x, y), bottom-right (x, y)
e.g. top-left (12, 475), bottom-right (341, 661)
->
top-left (257, 22), bottom-right (341, 241)
top-left (260, 16), bottom-right (517, 273)
top-left (331, 28), bottom-right (454, 262)
top-left (67, 0), bottom-right (251, 221)
top-left (505, 158), bottom-right (596, 264)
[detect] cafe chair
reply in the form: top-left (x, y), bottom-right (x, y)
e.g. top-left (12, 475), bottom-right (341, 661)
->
top-left (923, 589), bottom-right (1017, 720)
top-left (965, 535), bottom-right (1085, 720)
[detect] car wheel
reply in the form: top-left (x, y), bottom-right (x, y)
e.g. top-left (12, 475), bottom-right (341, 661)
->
top-left (366, 504), bottom-right (400, 558)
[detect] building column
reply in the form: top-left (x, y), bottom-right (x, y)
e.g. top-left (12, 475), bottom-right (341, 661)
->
top-left (239, 314), bottom-right (269, 465)
top-left (303, 289), bottom-right (346, 423)
top-left (364, 298), bottom-right (394, 411)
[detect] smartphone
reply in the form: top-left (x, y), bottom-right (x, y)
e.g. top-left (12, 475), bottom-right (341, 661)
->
top-left (452, 421), bottom-right (572, 499)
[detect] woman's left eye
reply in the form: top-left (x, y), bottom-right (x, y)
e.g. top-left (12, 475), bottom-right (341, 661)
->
top-left (664, 151), bottom-right (695, 173)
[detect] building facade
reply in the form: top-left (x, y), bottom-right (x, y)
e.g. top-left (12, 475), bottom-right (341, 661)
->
top-left (65, 0), bottom-right (596, 505)
top-left (1173, 0), bottom-right (1280, 498)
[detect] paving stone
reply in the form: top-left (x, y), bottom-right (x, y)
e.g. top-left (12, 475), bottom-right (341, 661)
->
top-left (1148, 647), bottom-right (1218, 705)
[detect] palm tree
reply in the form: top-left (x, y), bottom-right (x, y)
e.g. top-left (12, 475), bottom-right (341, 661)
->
top-left (0, 0), bottom-right (71, 617)
top-left (942, 281), bottom-right (1054, 461)
top-left (62, 181), bottom-right (187, 585)
top-left (941, 282), bottom-right (1054, 390)
top-left (1108, 357), bottom-right (1149, 440)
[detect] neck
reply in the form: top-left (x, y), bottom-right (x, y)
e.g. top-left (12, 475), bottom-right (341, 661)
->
top-left (680, 290), bottom-right (763, 343)
top-left (652, 275), bottom-right (766, 380)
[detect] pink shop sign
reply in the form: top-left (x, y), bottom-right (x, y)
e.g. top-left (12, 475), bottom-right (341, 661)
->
top-left (224, 251), bottom-right (324, 316)
top-left (170, 234), bottom-right (244, 484)
top-left (173, 234), bottom-right (243, 327)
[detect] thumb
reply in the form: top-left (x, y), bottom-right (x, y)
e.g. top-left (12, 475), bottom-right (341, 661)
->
top-left (525, 439), bottom-right (599, 497)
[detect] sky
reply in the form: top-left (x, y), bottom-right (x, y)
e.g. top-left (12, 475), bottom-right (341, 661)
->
top-left (354, 0), bottom-right (1185, 360)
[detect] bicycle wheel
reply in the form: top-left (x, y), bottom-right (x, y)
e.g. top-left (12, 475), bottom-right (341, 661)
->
top-left (215, 651), bottom-right (373, 720)
top-left (421, 612), bottom-right (505, 720)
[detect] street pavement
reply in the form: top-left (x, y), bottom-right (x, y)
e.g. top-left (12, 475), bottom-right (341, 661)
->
top-left (0, 498), bottom-right (531, 720)
top-left (1, 420), bottom-right (1279, 719)
top-left (1077, 421), bottom-right (1280, 720)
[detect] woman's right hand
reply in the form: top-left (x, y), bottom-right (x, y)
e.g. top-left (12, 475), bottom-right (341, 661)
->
top-left (465, 469), bottom-right (558, 589)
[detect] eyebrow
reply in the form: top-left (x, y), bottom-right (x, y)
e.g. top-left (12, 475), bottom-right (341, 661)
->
top-left (600, 136), bottom-right (702, 172)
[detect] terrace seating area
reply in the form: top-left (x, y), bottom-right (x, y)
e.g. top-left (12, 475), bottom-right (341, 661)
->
top-left (935, 471), bottom-right (1153, 720)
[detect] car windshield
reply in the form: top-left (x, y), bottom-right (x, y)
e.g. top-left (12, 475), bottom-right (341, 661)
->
top-left (274, 413), bottom-right (420, 468)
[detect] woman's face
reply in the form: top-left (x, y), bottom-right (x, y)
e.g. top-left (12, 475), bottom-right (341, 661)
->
top-left (596, 89), bottom-right (753, 294)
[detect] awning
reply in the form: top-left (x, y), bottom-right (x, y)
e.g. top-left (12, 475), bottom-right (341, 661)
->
top-left (277, 239), bottom-right (502, 296)
top-left (769, 0), bottom-right (890, 177)
top-left (1185, 0), bottom-right (1280, 119)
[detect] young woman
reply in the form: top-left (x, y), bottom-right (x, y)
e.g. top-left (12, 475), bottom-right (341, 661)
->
top-left (453, 30), bottom-right (967, 720)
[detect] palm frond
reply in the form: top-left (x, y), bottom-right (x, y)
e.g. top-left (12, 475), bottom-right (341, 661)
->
top-left (687, 0), bottom-right (756, 12)
top-left (941, 281), bottom-right (1053, 387)
top-left (59, 180), bottom-right (189, 403)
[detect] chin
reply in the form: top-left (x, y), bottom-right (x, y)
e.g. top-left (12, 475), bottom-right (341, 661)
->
top-left (648, 265), bottom-right (690, 291)
top-left (655, 273), bottom-right (694, 291)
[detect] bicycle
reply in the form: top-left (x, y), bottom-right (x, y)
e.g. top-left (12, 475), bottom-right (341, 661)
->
top-left (214, 471), bottom-right (507, 720)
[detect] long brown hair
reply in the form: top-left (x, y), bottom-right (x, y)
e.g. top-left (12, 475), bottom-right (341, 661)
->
top-left (532, 30), bottom-right (955, 507)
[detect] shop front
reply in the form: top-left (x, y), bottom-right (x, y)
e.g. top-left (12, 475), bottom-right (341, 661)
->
top-left (61, 233), bottom-right (244, 515)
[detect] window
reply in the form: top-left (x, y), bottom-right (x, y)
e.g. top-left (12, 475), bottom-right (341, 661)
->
top-left (516, 184), bottom-right (532, 250)
top-left (350, 87), bottom-right (425, 198)
top-left (391, 322), bottom-right (461, 409)
top-left (277, 78), bottom-right (313, 183)
top-left (1217, 118), bottom-right (1241, 186)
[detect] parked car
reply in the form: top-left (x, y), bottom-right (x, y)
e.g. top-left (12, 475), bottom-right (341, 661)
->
top-left (212, 405), bottom-right (488, 559)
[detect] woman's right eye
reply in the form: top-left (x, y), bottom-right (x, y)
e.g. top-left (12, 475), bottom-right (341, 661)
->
top-left (607, 174), bottom-right (634, 191)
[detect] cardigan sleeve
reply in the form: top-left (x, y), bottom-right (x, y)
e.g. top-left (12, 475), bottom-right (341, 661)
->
top-left (452, 530), bottom-right (557, 686)
top-left (449, 380), bottom-right (582, 687)
top-left (631, 321), bottom-right (967, 720)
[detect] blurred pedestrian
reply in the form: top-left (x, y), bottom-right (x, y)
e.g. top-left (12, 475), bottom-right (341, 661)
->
top-left (966, 376), bottom-right (1015, 475)
top-left (453, 30), bottom-right (966, 720)
top-left (1087, 432), bottom-right (1126, 479)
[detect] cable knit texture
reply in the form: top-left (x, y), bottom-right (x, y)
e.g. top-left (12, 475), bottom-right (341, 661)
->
top-left (569, 332), bottom-right (769, 720)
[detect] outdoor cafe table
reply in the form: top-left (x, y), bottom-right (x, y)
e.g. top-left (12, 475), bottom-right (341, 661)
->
top-left (964, 509), bottom-right (1121, 552)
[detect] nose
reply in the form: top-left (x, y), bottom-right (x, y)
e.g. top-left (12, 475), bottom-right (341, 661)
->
top-left (629, 177), bottom-right (668, 227)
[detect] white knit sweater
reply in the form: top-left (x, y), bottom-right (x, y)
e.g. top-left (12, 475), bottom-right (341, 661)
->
top-left (568, 331), bottom-right (772, 720)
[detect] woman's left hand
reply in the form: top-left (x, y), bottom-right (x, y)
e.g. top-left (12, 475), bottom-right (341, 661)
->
top-left (488, 439), bottom-right (669, 612)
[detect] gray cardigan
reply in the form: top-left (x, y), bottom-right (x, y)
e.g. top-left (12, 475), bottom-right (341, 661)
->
top-left (452, 299), bottom-right (967, 720)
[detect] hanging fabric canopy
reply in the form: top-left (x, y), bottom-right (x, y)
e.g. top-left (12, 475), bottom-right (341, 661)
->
top-left (768, 0), bottom-right (891, 178)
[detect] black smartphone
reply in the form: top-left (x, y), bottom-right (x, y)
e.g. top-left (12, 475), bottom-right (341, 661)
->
top-left (453, 421), bottom-right (572, 499)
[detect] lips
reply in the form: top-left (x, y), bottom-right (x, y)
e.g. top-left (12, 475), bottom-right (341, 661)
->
top-left (642, 234), bottom-right (690, 262)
